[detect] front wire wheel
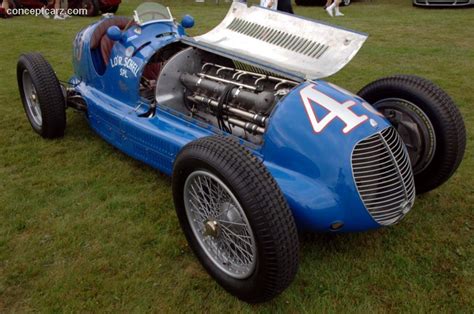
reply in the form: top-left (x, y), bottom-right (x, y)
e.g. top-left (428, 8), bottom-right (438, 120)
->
top-left (173, 136), bottom-right (299, 303)
top-left (184, 170), bottom-right (257, 279)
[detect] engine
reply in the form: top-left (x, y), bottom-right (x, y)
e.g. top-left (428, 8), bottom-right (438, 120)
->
top-left (154, 48), bottom-right (299, 144)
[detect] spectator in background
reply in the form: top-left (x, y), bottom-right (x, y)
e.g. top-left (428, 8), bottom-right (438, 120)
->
top-left (42, 0), bottom-right (70, 20)
top-left (0, 0), bottom-right (11, 18)
top-left (277, 0), bottom-right (294, 14)
top-left (325, 0), bottom-right (343, 17)
top-left (260, 0), bottom-right (277, 10)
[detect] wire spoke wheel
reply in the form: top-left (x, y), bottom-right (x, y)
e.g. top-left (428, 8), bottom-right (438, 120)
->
top-left (22, 70), bottom-right (43, 128)
top-left (173, 136), bottom-right (299, 303)
top-left (184, 170), bottom-right (257, 279)
top-left (17, 53), bottom-right (66, 138)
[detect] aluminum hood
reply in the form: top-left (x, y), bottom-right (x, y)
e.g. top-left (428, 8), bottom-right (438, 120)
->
top-left (181, 2), bottom-right (368, 81)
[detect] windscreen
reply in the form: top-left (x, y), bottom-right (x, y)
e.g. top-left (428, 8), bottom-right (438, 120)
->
top-left (133, 2), bottom-right (173, 26)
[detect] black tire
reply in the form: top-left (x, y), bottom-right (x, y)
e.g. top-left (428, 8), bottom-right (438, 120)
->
top-left (82, 0), bottom-right (99, 16)
top-left (17, 53), bottom-right (66, 139)
top-left (342, 0), bottom-right (351, 6)
top-left (172, 136), bottom-right (299, 303)
top-left (358, 75), bottom-right (466, 194)
top-left (101, 4), bottom-right (118, 13)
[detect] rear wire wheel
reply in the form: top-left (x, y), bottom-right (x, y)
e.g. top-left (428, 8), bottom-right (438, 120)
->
top-left (172, 136), bottom-right (299, 303)
top-left (17, 53), bottom-right (66, 139)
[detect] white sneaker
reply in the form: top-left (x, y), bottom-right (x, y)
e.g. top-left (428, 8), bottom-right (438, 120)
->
top-left (60, 13), bottom-right (71, 18)
top-left (41, 8), bottom-right (49, 19)
top-left (53, 14), bottom-right (65, 20)
top-left (325, 6), bottom-right (334, 17)
top-left (335, 9), bottom-right (344, 16)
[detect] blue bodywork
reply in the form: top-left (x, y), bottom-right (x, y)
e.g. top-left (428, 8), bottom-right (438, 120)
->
top-left (70, 15), bottom-right (394, 233)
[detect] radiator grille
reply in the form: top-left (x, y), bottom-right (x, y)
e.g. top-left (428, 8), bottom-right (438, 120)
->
top-left (352, 127), bottom-right (416, 225)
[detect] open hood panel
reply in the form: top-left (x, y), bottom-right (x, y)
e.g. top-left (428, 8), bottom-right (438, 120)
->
top-left (181, 2), bottom-right (368, 81)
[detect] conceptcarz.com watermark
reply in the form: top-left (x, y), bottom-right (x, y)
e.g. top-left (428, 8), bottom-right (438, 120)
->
top-left (6, 7), bottom-right (88, 16)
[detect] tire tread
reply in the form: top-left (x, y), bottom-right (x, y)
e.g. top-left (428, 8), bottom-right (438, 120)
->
top-left (173, 136), bottom-right (299, 303)
top-left (358, 75), bottom-right (466, 193)
top-left (17, 52), bottom-right (66, 139)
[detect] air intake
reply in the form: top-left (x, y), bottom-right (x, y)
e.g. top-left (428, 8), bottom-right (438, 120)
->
top-left (352, 127), bottom-right (416, 225)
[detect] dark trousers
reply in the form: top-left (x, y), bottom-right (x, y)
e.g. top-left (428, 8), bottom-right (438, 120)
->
top-left (277, 0), bottom-right (294, 14)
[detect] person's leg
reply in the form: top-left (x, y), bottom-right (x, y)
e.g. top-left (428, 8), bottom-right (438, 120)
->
top-left (53, 0), bottom-right (65, 19)
top-left (2, 0), bottom-right (9, 10)
top-left (0, 0), bottom-right (9, 18)
top-left (325, 0), bottom-right (332, 8)
top-left (334, 0), bottom-right (344, 16)
top-left (326, 0), bottom-right (336, 16)
top-left (286, 0), bottom-right (294, 13)
top-left (276, 0), bottom-right (293, 14)
top-left (41, 5), bottom-right (49, 18)
top-left (60, 0), bottom-right (70, 18)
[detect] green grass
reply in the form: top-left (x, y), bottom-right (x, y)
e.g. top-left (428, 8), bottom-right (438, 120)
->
top-left (0, 0), bottom-right (473, 311)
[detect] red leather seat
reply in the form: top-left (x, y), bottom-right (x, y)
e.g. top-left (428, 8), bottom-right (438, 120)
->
top-left (91, 17), bottom-right (162, 80)
top-left (142, 62), bottom-right (162, 81)
top-left (100, 36), bottom-right (117, 65)
top-left (89, 17), bottom-right (131, 65)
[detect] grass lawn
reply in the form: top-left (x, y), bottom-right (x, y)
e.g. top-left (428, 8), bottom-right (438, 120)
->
top-left (0, 0), bottom-right (473, 311)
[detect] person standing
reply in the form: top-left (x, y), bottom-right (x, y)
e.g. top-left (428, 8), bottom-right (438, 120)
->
top-left (0, 0), bottom-right (11, 18)
top-left (41, 0), bottom-right (70, 20)
top-left (277, 0), bottom-right (294, 14)
top-left (325, 0), bottom-right (344, 17)
top-left (260, 0), bottom-right (277, 10)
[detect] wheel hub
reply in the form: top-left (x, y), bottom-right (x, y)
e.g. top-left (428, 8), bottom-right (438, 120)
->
top-left (22, 69), bottom-right (43, 127)
top-left (203, 220), bottom-right (219, 238)
top-left (373, 98), bottom-right (436, 174)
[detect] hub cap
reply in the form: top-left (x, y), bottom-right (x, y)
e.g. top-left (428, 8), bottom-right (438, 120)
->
top-left (22, 70), bottom-right (42, 128)
top-left (183, 170), bottom-right (257, 279)
top-left (374, 98), bottom-right (436, 174)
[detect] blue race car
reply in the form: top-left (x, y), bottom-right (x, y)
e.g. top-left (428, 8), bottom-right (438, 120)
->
top-left (17, 2), bottom-right (466, 303)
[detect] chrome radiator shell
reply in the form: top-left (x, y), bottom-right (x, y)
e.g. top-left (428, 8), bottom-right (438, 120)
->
top-left (352, 127), bottom-right (416, 225)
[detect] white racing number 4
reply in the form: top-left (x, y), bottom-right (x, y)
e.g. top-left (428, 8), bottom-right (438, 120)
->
top-left (300, 84), bottom-right (368, 134)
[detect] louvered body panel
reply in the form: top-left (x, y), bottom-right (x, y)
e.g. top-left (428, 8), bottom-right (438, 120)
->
top-left (181, 2), bottom-right (368, 81)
